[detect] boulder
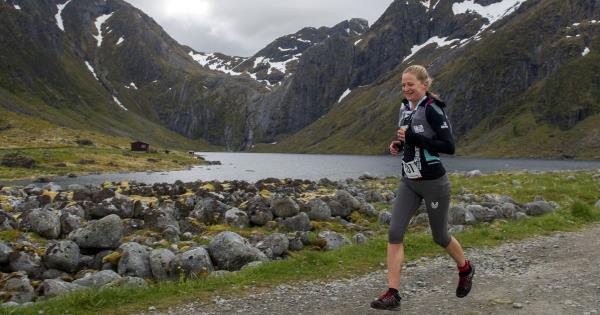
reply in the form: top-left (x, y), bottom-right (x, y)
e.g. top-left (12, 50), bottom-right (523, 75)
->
top-left (514, 212), bottom-right (529, 220)
top-left (144, 207), bottom-right (180, 232)
top-left (495, 203), bottom-right (518, 219)
top-left (270, 196), bottom-right (300, 218)
top-left (207, 231), bottom-right (267, 271)
top-left (171, 247), bottom-right (214, 277)
top-left (466, 170), bottom-right (482, 177)
top-left (378, 211), bottom-right (392, 225)
top-left (467, 205), bottom-right (497, 223)
top-left (20, 208), bottom-right (61, 239)
top-left (335, 190), bottom-right (361, 211)
top-left (307, 199), bottom-right (331, 220)
top-left (595, 199), bottom-right (600, 209)
top-left (249, 209), bottom-right (274, 226)
top-left (352, 233), bottom-right (367, 244)
top-left (327, 199), bottom-right (351, 218)
top-left (256, 233), bottom-right (289, 259)
top-left (448, 205), bottom-right (466, 225)
top-left (524, 201), bottom-right (557, 216)
top-left (0, 242), bottom-right (13, 264)
top-left (44, 240), bottom-right (80, 273)
top-left (410, 213), bottom-right (429, 225)
top-left (9, 251), bottom-right (44, 278)
top-left (282, 212), bottom-right (312, 231)
top-left (358, 203), bottom-right (378, 217)
top-left (105, 276), bottom-right (148, 289)
top-left (224, 208), bottom-right (250, 228)
top-left (73, 270), bottom-right (121, 288)
top-left (149, 249), bottom-right (175, 281)
top-left (0, 211), bottom-right (18, 231)
top-left (39, 279), bottom-right (84, 298)
top-left (60, 213), bottom-right (83, 236)
top-left (317, 231), bottom-right (351, 251)
top-left (117, 242), bottom-right (152, 279)
top-left (69, 214), bottom-right (123, 250)
top-left (3, 273), bottom-right (34, 304)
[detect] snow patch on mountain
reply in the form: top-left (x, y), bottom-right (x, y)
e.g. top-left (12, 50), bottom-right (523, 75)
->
top-left (112, 96), bottom-right (128, 111)
top-left (582, 47), bottom-right (590, 56)
top-left (13, 4), bottom-right (20, 10)
top-left (94, 12), bottom-right (114, 47)
top-left (278, 46), bottom-right (297, 52)
top-left (55, 0), bottom-right (72, 32)
top-left (84, 61), bottom-right (99, 81)
top-left (116, 37), bottom-right (125, 45)
top-left (338, 88), bottom-right (351, 103)
top-left (354, 39), bottom-right (363, 46)
top-left (129, 82), bottom-right (138, 90)
top-left (452, 0), bottom-right (526, 32)
top-left (188, 51), bottom-right (245, 76)
top-left (403, 36), bottom-right (459, 62)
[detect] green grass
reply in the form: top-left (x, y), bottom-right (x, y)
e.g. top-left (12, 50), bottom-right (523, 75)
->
top-left (0, 147), bottom-right (203, 181)
top-left (3, 171), bottom-right (600, 314)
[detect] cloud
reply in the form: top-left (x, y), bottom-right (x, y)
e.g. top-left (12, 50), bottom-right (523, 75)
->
top-left (125, 0), bottom-right (393, 56)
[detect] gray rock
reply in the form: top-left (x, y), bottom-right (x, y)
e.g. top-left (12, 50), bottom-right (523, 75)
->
top-left (256, 233), bottom-right (289, 259)
top-left (366, 190), bottom-right (386, 203)
top-left (378, 211), bottom-right (392, 225)
top-left (467, 205), bottom-right (497, 223)
top-left (162, 225), bottom-right (180, 243)
top-left (69, 214), bottom-right (123, 250)
top-left (466, 170), bottom-right (482, 177)
top-left (288, 237), bottom-right (303, 251)
top-left (20, 208), bottom-right (61, 239)
top-left (40, 269), bottom-right (69, 280)
top-left (39, 279), bottom-right (84, 298)
top-left (465, 210), bottom-right (477, 225)
top-left (3, 273), bottom-right (34, 304)
top-left (352, 233), bottom-right (367, 244)
top-left (327, 199), bottom-right (350, 217)
top-left (282, 212), bottom-right (312, 231)
top-left (0, 242), bottom-right (12, 264)
top-left (594, 199), bottom-right (600, 209)
top-left (62, 204), bottom-right (86, 218)
top-left (318, 231), bottom-right (351, 251)
top-left (495, 203), bottom-right (518, 219)
top-left (105, 276), bottom-right (148, 289)
top-left (307, 199), bottom-right (331, 220)
top-left (566, 175), bottom-right (576, 181)
top-left (270, 196), bottom-right (300, 218)
top-left (42, 182), bottom-right (62, 192)
top-left (149, 249), bottom-right (175, 281)
top-left (359, 173), bottom-right (376, 180)
top-left (171, 247), bottom-right (214, 277)
top-left (224, 208), bottom-right (250, 228)
top-left (117, 242), bottom-right (152, 279)
top-left (44, 240), bottom-right (80, 273)
top-left (448, 205), bottom-right (466, 225)
top-left (524, 201), bottom-right (557, 216)
top-left (207, 231), bottom-right (268, 271)
top-left (73, 270), bottom-right (121, 288)
top-left (240, 261), bottom-right (263, 270)
top-left (448, 225), bottom-right (465, 234)
top-left (60, 213), bottom-right (83, 236)
top-left (144, 206), bottom-right (180, 232)
top-left (358, 203), bottom-right (378, 217)
top-left (410, 213), bottom-right (429, 225)
top-left (9, 252), bottom-right (44, 278)
top-left (334, 190), bottom-right (361, 212)
top-left (249, 209), bottom-right (274, 226)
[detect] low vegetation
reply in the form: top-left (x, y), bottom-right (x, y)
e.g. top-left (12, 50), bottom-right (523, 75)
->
top-left (4, 171), bottom-right (599, 315)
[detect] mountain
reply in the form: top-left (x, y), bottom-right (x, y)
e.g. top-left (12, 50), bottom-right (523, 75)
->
top-left (0, 0), bottom-right (263, 149)
top-left (256, 0), bottom-right (600, 159)
top-left (1, 0), bottom-right (598, 159)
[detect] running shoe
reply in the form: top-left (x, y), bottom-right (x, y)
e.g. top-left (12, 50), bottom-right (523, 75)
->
top-left (456, 261), bottom-right (475, 298)
top-left (370, 289), bottom-right (401, 311)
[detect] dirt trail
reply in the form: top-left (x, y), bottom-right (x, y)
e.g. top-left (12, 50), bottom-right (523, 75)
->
top-left (153, 225), bottom-right (600, 315)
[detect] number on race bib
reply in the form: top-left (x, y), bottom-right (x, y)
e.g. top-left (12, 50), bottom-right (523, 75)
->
top-left (402, 161), bottom-right (422, 179)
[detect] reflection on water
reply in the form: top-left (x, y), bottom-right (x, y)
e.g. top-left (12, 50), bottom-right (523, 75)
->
top-left (4, 153), bottom-right (600, 186)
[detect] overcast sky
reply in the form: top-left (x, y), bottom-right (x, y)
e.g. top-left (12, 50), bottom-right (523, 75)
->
top-left (125, 0), bottom-right (393, 57)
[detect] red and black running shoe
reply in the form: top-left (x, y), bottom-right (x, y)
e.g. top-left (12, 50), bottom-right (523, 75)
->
top-left (456, 260), bottom-right (475, 298)
top-left (370, 289), bottom-right (401, 311)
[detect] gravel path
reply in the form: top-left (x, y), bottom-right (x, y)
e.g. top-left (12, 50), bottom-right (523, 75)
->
top-left (151, 225), bottom-right (600, 315)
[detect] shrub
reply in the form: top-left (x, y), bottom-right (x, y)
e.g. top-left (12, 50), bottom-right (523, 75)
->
top-left (75, 139), bottom-right (94, 146)
top-left (571, 200), bottom-right (598, 221)
top-left (1, 153), bottom-right (36, 168)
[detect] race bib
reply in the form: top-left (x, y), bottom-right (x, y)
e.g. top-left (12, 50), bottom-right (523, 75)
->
top-left (402, 160), bottom-right (422, 179)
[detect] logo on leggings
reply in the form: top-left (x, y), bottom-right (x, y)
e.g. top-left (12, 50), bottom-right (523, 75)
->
top-left (431, 201), bottom-right (439, 209)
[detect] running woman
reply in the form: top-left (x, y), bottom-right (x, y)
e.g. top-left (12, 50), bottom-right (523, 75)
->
top-left (370, 65), bottom-right (474, 311)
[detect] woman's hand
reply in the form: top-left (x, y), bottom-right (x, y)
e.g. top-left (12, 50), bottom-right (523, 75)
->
top-left (389, 140), bottom-right (402, 155)
top-left (397, 128), bottom-right (406, 142)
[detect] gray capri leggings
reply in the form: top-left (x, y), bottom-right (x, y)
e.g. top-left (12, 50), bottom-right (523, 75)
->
top-left (388, 174), bottom-right (452, 247)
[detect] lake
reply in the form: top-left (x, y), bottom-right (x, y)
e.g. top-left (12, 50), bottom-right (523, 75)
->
top-left (5, 152), bottom-right (600, 187)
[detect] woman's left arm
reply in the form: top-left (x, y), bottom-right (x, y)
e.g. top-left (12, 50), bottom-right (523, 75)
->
top-left (405, 105), bottom-right (455, 154)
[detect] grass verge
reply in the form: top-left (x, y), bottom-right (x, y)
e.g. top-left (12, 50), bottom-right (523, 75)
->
top-left (3, 171), bottom-right (600, 315)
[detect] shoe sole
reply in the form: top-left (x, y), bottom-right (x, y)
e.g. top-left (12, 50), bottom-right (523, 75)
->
top-left (370, 305), bottom-right (401, 312)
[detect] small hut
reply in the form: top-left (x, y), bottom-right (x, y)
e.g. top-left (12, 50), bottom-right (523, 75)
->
top-left (131, 141), bottom-right (149, 152)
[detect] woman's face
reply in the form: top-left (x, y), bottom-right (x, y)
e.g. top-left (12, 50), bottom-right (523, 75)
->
top-left (402, 72), bottom-right (428, 103)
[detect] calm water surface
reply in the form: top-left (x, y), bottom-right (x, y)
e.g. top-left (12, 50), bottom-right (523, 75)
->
top-left (5, 153), bottom-right (600, 186)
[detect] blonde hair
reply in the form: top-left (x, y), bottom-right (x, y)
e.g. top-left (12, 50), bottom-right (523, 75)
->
top-left (403, 65), bottom-right (438, 98)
